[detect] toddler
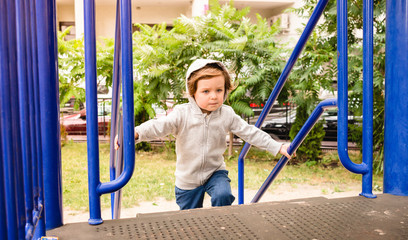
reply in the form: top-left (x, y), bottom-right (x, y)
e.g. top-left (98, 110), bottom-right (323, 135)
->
top-left (116, 59), bottom-right (291, 210)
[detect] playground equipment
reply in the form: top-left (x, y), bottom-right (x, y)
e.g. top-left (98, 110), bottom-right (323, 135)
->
top-left (1, 0), bottom-right (407, 239)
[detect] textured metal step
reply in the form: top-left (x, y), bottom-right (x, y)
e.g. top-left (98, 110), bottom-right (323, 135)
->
top-left (49, 194), bottom-right (408, 239)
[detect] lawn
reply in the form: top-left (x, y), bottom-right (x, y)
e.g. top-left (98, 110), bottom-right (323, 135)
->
top-left (61, 141), bottom-right (383, 211)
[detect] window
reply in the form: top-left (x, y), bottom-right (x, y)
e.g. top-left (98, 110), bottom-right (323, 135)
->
top-left (132, 24), bottom-right (173, 33)
top-left (59, 21), bottom-right (76, 40)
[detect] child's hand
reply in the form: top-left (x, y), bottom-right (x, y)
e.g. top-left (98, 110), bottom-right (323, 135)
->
top-left (114, 135), bottom-right (120, 150)
top-left (279, 143), bottom-right (293, 159)
top-left (114, 132), bottom-right (139, 151)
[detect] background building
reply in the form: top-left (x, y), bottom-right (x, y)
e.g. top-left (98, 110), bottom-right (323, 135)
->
top-left (56, 0), bottom-right (303, 40)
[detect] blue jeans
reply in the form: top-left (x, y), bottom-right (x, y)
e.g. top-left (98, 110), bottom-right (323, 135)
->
top-left (175, 170), bottom-right (235, 210)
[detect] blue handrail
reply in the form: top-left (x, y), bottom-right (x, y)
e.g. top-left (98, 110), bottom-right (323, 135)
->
top-left (251, 99), bottom-right (337, 203)
top-left (238, 0), bottom-right (329, 205)
top-left (337, 0), bottom-right (375, 198)
top-left (86, 0), bottom-right (135, 225)
top-left (97, 0), bottom-right (135, 194)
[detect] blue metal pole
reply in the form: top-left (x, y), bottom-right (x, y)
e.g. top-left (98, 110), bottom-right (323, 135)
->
top-left (24, 0), bottom-right (39, 217)
top-left (97, 0), bottom-right (134, 195)
top-left (384, 0), bottom-right (408, 196)
top-left (6, 0), bottom-right (26, 238)
top-left (0, 1), bottom-right (18, 238)
top-left (251, 99), bottom-right (337, 203)
top-left (30, 0), bottom-right (39, 211)
top-left (30, 0), bottom-right (46, 237)
top-left (36, 0), bottom-right (63, 230)
top-left (337, 0), bottom-right (368, 173)
top-left (0, 135), bottom-right (6, 240)
top-left (337, 0), bottom-right (375, 198)
top-left (361, 0), bottom-right (375, 198)
top-left (110, 0), bottom-right (122, 219)
top-left (238, 0), bottom-right (329, 204)
top-left (84, 0), bottom-right (103, 225)
top-left (15, 0), bottom-right (36, 236)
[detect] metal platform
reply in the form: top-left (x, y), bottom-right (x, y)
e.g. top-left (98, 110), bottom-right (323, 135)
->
top-left (49, 194), bottom-right (408, 239)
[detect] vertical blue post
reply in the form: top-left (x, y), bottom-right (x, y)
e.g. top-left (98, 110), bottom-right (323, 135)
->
top-left (0, 1), bottom-right (18, 238)
top-left (0, 136), bottom-right (6, 240)
top-left (15, 0), bottom-right (36, 236)
top-left (30, 0), bottom-right (46, 236)
top-left (84, 0), bottom-right (103, 225)
top-left (6, 0), bottom-right (27, 238)
top-left (24, 0), bottom-right (39, 222)
top-left (36, 0), bottom-right (63, 230)
top-left (384, 0), bottom-right (408, 196)
top-left (361, 0), bottom-right (375, 198)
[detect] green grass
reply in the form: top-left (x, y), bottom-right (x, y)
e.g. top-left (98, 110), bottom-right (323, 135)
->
top-left (61, 141), bottom-right (383, 211)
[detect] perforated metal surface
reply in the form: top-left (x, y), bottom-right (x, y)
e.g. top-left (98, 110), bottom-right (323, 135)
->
top-left (95, 213), bottom-right (258, 239)
top-left (257, 200), bottom-right (372, 239)
top-left (50, 194), bottom-right (408, 240)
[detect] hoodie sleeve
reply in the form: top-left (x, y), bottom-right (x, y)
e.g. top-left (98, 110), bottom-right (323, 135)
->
top-left (135, 106), bottom-right (180, 143)
top-left (229, 109), bottom-right (282, 156)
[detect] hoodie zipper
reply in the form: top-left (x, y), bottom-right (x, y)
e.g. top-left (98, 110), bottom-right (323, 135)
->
top-left (201, 114), bottom-right (210, 185)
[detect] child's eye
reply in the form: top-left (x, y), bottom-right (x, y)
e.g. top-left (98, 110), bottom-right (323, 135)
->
top-left (217, 89), bottom-right (223, 92)
top-left (203, 90), bottom-right (209, 93)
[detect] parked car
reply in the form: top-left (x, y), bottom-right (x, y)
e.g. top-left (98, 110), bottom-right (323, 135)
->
top-left (61, 108), bottom-right (110, 135)
top-left (261, 108), bottom-right (361, 141)
top-left (61, 101), bottom-right (174, 135)
top-left (261, 111), bottom-right (296, 140)
top-left (60, 97), bottom-right (84, 114)
top-left (321, 109), bottom-right (361, 142)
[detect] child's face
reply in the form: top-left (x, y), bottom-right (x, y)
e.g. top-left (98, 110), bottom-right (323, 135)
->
top-left (193, 75), bottom-right (225, 114)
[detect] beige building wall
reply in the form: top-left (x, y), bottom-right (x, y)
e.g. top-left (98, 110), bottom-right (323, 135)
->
top-left (56, 0), bottom-right (303, 41)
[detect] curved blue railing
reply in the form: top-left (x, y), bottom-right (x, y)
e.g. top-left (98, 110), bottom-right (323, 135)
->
top-left (86, 0), bottom-right (135, 225)
top-left (251, 99), bottom-right (337, 203)
top-left (337, 0), bottom-right (375, 198)
top-left (238, 0), bottom-right (330, 204)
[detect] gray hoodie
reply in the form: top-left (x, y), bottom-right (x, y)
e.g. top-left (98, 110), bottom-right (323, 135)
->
top-left (135, 59), bottom-right (282, 190)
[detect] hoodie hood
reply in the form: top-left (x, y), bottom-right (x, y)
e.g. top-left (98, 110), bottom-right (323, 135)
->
top-left (185, 59), bottom-right (230, 110)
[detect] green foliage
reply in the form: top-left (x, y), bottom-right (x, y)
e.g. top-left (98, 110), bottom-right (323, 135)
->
top-left (58, 28), bottom-right (86, 109)
top-left (58, 28), bottom-right (114, 108)
top-left (289, 104), bottom-right (325, 163)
